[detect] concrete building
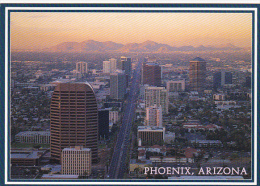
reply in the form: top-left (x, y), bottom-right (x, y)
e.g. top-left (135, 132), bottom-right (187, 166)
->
top-left (137, 126), bottom-right (165, 146)
top-left (166, 80), bottom-right (185, 92)
top-left (109, 110), bottom-right (120, 124)
top-left (50, 83), bottom-right (98, 163)
top-left (15, 131), bottom-right (50, 144)
top-left (76, 62), bottom-right (88, 77)
top-left (142, 63), bottom-right (161, 86)
top-left (145, 105), bottom-right (162, 127)
top-left (103, 61), bottom-right (110, 74)
top-left (103, 58), bottom-right (117, 74)
top-left (61, 146), bottom-right (91, 176)
top-left (144, 86), bottom-right (168, 114)
top-left (189, 57), bottom-right (207, 92)
top-left (110, 71), bottom-right (126, 100)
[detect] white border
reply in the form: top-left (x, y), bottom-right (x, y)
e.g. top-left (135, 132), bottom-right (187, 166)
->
top-left (5, 6), bottom-right (258, 186)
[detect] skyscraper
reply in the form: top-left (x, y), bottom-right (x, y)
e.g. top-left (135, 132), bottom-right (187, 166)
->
top-left (50, 83), bottom-right (98, 163)
top-left (144, 86), bottom-right (168, 114)
top-left (118, 56), bottom-right (131, 77)
top-left (110, 71), bottom-right (126, 100)
top-left (103, 58), bottom-right (118, 74)
top-left (142, 63), bottom-right (161, 86)
top-left (76, 62), bottom-right (88, 77)
top-left (189, 57), bottom-right (207, 92)
top-left (213, 71), bottom-right (233, 89)
top-left (103, 61), bottom-right (110, 74)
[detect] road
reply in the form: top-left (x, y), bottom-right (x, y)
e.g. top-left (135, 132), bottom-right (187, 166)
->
top-left (108, 59), bottom-right (142, 179)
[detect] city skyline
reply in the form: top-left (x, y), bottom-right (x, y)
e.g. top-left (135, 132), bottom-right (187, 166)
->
top-left (10, 12), bottom-right (252, 50)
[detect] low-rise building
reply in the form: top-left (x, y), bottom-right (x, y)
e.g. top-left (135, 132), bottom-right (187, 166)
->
top-left (15, 131), bottom-right (50, 144)
top-left (11, 149), bottom-right (48, 166)
top-left (61, 146), bottom-right (91, 176)
top-left (137, 126), bottom-right (165, 146)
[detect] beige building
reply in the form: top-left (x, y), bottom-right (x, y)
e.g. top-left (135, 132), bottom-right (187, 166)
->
top-left (145, 105), bottom-right (162, 127)
top-left (144, 86), bottom-right (168, 114)
top-left (61, 146), bottom-right (91, 176)
top-left (109, 110), bottom-right (120, 124)
top-left (103, 58), bottom-right (117, 74)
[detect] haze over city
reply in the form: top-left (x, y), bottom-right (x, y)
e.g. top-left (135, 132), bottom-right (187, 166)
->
top-left (11, 12), bottom-right (252, 50)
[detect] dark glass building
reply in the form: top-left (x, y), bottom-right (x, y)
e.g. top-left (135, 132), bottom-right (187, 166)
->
top-left (50, 83), bottom-right (98, 163)
top-left (213, 71), bottom-right (233, 89)
top-left (142, 63), bottom-right (162, 86)
top-left (98, 110), bottom-right (109, 140)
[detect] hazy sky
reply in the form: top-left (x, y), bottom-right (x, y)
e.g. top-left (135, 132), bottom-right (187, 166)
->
top-left (10, 12), bottom-right (252, 50)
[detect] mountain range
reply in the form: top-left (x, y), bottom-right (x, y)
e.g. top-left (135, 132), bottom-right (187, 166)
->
top-left (42, 40), bottom-right (243, 53)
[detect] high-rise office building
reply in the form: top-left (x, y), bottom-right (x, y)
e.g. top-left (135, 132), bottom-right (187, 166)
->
top-left (98, 110), bottom-right (109, 140)
top-left (146, 105), bottom-right (162, 127)
top-left (118, 56), bottom-right (131, 77)
top-left (103, 61), bottom-right (110, 74)
top-left (118, 57), bottom-right (131, 86)
top-left (110, 71), bottom-right (126, 100)
top-left (50, 83), bottom-right (98, 163)
top-left (142, 63), bottom-right (161, 86)
top-left (144, 86), bottom-right (168, 114)
top-left (103, 58), bottom-right (117, 74)
top-left (61, 146), bottom-right (91, 176)
top-left (189, 57), bottom-right (207, 92)
top-left (76, 62), bottom-right (88, 77)
top-left (213, 71), bottom-right (233, 89)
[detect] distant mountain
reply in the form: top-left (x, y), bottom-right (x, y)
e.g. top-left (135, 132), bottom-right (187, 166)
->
top-left (118, 40), bottom-right (176, 52)
top-left (42, 40), bottom-right (243, 53)
top-left (44, 40), bottom-right (123, 52)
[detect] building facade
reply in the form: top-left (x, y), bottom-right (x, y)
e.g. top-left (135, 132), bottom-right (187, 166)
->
top-left (144, 86), bottom-right (168, 114)
top-left (213, 71), bottom-right (233, 89)
top-left (166, 80), bottom-right (185, 92)
top-left (110, 71), bottom-right (126, 100)
top-left (189, 57), bottom-right (206, 92)
top-left (50, 83), bottom-right (98, 163)
top-left (118, 56), bottom-right (131, 77)
top-left (142, 63), bottom-right (161, 86)
top-left (109, 110), bottom-right (120, 124)
top-left (137, 126), bottom-right (165, 146)
top-left (61, 146), bottom-right (91, 176)
top-left (103, 58), bottom-right (117, 74)
top-left (98, 110), bottom-right (109, 140)
top-left (15, 131), bottom-right (50, 144)
top-left (76, 62), bottom-right (88, 77)
top-left (145, 105), bottom-right (162, 127)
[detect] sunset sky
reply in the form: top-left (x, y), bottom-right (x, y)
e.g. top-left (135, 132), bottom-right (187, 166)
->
top-left (10, 12), bottom-right (252, 50)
